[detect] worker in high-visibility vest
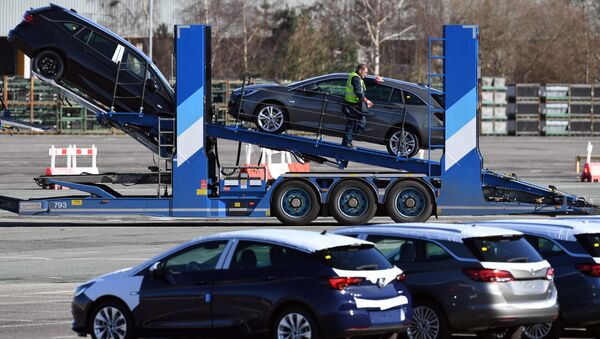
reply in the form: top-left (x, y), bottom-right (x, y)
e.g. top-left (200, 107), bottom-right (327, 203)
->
top-left (341, 64), bottom-right (381, 148)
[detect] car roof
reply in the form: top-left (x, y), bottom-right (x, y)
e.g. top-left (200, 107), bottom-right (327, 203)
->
top-left (196, 229), bottom-right (371, 253)
top-left (471, 219), bottom-right (600, 242)
top-left (335, 223), bottom-right (522, 243)
top-left (48, 4), bottom-right (150, 65)
top-left (289, 73), bottom-right (443, 94)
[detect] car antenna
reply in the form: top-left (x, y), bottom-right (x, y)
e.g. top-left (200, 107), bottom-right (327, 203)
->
top-left (320, 229), bottom-right (327, 235)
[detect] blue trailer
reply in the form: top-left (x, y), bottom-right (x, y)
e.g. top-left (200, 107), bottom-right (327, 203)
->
top-left (0, 24), bottom-right (596, 225)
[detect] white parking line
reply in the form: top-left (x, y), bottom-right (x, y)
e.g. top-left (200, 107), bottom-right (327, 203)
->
top-left (0, 300), bottom-right (68, 305)
top-left (0, 321), bottom-right (71, 329)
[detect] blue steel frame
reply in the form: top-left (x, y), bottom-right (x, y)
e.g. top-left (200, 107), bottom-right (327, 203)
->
top-left (4, 24), bottom-right (596, 218)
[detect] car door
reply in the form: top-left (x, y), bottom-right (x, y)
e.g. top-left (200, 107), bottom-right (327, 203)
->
top-left (210, 240), bottom-right (286, 335)
top-left (135, 240), bottom-right (229, 336)
top-left (83, 30), bottom-right (126, 109)
top-left (359, 79), bottom-right (397, 142)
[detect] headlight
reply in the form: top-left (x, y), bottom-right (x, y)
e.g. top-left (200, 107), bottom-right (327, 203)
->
top-left (73, 282), bottom-right (94, 297)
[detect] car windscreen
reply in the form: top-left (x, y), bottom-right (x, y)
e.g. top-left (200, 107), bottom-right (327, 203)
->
top-left (575, 233), bottom-right (600, 257)
top-left (317, 244), bottom-right (393, 271)
top-left (463, 235), bottom-right (543, 263)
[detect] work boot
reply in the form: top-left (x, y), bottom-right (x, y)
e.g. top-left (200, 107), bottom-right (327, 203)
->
top-left (342, 142), bottom-right (356, 149)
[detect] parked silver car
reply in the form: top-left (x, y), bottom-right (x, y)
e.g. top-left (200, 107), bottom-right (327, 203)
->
top-left (334, 223), bottom-right (559, 339)
top-left (473, 219), bottom-right (600, 339)
top-left (228, 73), bottom-right (444, 157)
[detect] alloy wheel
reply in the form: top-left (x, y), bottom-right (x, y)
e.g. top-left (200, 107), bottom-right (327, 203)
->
top-left (523, 323), bottom-right (553, 339)
top-left (389, 130), bottom-right (417, 157)
top-left (93, 306), bottom-right (128, 339)
top-left (277, 312), bottom-right (313, 339)
top-left (408, 305), bottom-right (440, 339)
top-left (257, 105), bottom-right (285, 132)
top-left (39, 55), bottom-right (59, 77)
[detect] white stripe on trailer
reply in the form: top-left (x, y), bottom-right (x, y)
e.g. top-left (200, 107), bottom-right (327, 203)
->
top-left (445, 116), bottom-right (477, 171)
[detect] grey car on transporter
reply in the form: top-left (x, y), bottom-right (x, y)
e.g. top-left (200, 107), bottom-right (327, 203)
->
top-left (227, 73), bottom-right (445, 158)
top-left (334, 223), bottom-right (559, 339)
top-left (473, 219), bottom-right (600, 339)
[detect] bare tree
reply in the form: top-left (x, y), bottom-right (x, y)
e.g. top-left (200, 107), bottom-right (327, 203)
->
top-left (352, 0), bottom-right (415, 75)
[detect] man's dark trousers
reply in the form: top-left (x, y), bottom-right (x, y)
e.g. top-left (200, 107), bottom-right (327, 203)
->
top-left (342, 104), bottom-right (366, 146)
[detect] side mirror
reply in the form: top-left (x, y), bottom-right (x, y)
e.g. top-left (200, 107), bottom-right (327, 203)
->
top-left (149, 261), bottom-right (165, 279)
top-left (304, 83), bottom-right (318, 94)
top-left (146, 78), bottom-right (159, 93)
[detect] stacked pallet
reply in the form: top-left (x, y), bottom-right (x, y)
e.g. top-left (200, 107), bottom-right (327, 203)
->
top-left (507, 84), bottom-right (541, 135)
top-left (480, 77), bottom-right (507, 135)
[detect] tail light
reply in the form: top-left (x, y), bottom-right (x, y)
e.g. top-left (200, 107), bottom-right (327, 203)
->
top-left (576, 263), bottom-right (600, 277)
top-left (546, 267), bottom-right (555, 280)
top-left (462, 268), bottom-right (515, 282)
top-left (23, 11), bottom-right (33, 23)
top-left (329, 277), bottom-right (363, 290)
top-left (396, 273), bottom-right (407, 282)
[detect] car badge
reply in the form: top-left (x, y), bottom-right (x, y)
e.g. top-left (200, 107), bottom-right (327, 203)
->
top-left (377, 277), bottom-right (386, 288)
top-left (530, 268), bottom-right (536, 275)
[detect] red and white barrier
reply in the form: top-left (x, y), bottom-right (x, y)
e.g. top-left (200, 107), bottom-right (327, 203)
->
top-left (45, 145), bottom-right (99, 189)
top-left (581, 142), bottom-right (600, 182)
top-left (241, 144), bottom-right (310, 180)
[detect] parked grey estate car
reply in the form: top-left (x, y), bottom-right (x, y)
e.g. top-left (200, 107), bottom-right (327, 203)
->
top-left (474, 219), bottom-right (600, 339)
top-left (334, 223), bottom-right (559, 339)
top-left (227, 73), bottom-right (445, 157)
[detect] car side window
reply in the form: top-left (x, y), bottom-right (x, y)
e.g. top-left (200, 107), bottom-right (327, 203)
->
top-left (315, 79), bottom-right (347, 96)
top-left (164, 241), bottom-right (228, 274)
top-left (75, 28), bottom-right (92, 44)
top-left (123, 50), bottom-right (146, 79)
top-left (61, 22), bottom-right (81, 35)
top-left (88, 32), bottom-right (118, 60)
top-left (366, 235), bottom-right (418, 264)
top-left (403, 90), bottom-right (425, 105)
top-left (365, 84), bottom-right (393, 102)
top-left (424, 241), bottom-right (452, 261)
top-left (531, 236), bottom-right (564, 257)
top-left (391, 88), bottom-right (404, 103)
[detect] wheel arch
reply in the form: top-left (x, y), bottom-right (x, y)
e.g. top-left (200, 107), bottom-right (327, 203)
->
top-left (270, 177), bottom-right (323, 205)
top-left (268, 299), bottom-right (322, 337)
top-left (325, 178), bottom-right (379, 205)
top-left (85, 295), bottom-right (133, 335)
top-left (33, 47), bottom-right (68, 73)
top-left (254, 99), bottom-right (288, 117)
top-left (386, 122), bottom-right (423, 147)
top-left (410, 293), bottom-right (451, 326)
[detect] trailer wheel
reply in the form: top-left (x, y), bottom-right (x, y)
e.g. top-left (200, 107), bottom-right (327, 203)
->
top-left (328, 180), bottom-right (377, 225)
top-left (385, 180), bottom-right (433, 223)
top-left (272, 180), bottom-right (320, 225)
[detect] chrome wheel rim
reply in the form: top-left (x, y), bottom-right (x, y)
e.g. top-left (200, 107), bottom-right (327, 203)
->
top-left (257, 105), bottom-right (284, 132)
top-left (524, 323), bottom-right (553, 339)
top-left (39, 55), bottom-right (59, 77)
top-left (277, 312), bottom-right (312, 339)
top-left (93, 306), bottom-right (127, 339)
top-left (390, 130), bottom-right (416, 157)
top-left (408, 306), bottom-right (440, 339)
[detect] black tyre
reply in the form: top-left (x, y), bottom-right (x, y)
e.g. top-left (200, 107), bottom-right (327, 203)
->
top-left (523, 320), bottom-right (562, 339)
top-left (272, 307), bottom-right (321, 339)
top-left (385, 180), bottom-right (433, 223)
top-left (328, 180), bottom-right (377, 225)
top-left (272, 180), bottom-right (320, 225)
top-left (386, 128), bottom-right (420, 158)
top-left (34, 50), bottom-right (64, 80)
top-left (255, 102), bottom-right (288, 134)
top-left (407, 300), bottom-right (450, 339)
top-left (89, 299), bottom-right (136, 339)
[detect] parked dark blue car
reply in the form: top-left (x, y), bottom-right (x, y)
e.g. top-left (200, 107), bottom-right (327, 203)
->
top-left (71, 229), bottom-right (412, 339)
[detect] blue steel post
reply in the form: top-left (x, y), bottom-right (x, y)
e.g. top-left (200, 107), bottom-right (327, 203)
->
top-left (172, 25), bottom-right (224, 217)
top-left (437, 25), bottom-right (484, 211)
